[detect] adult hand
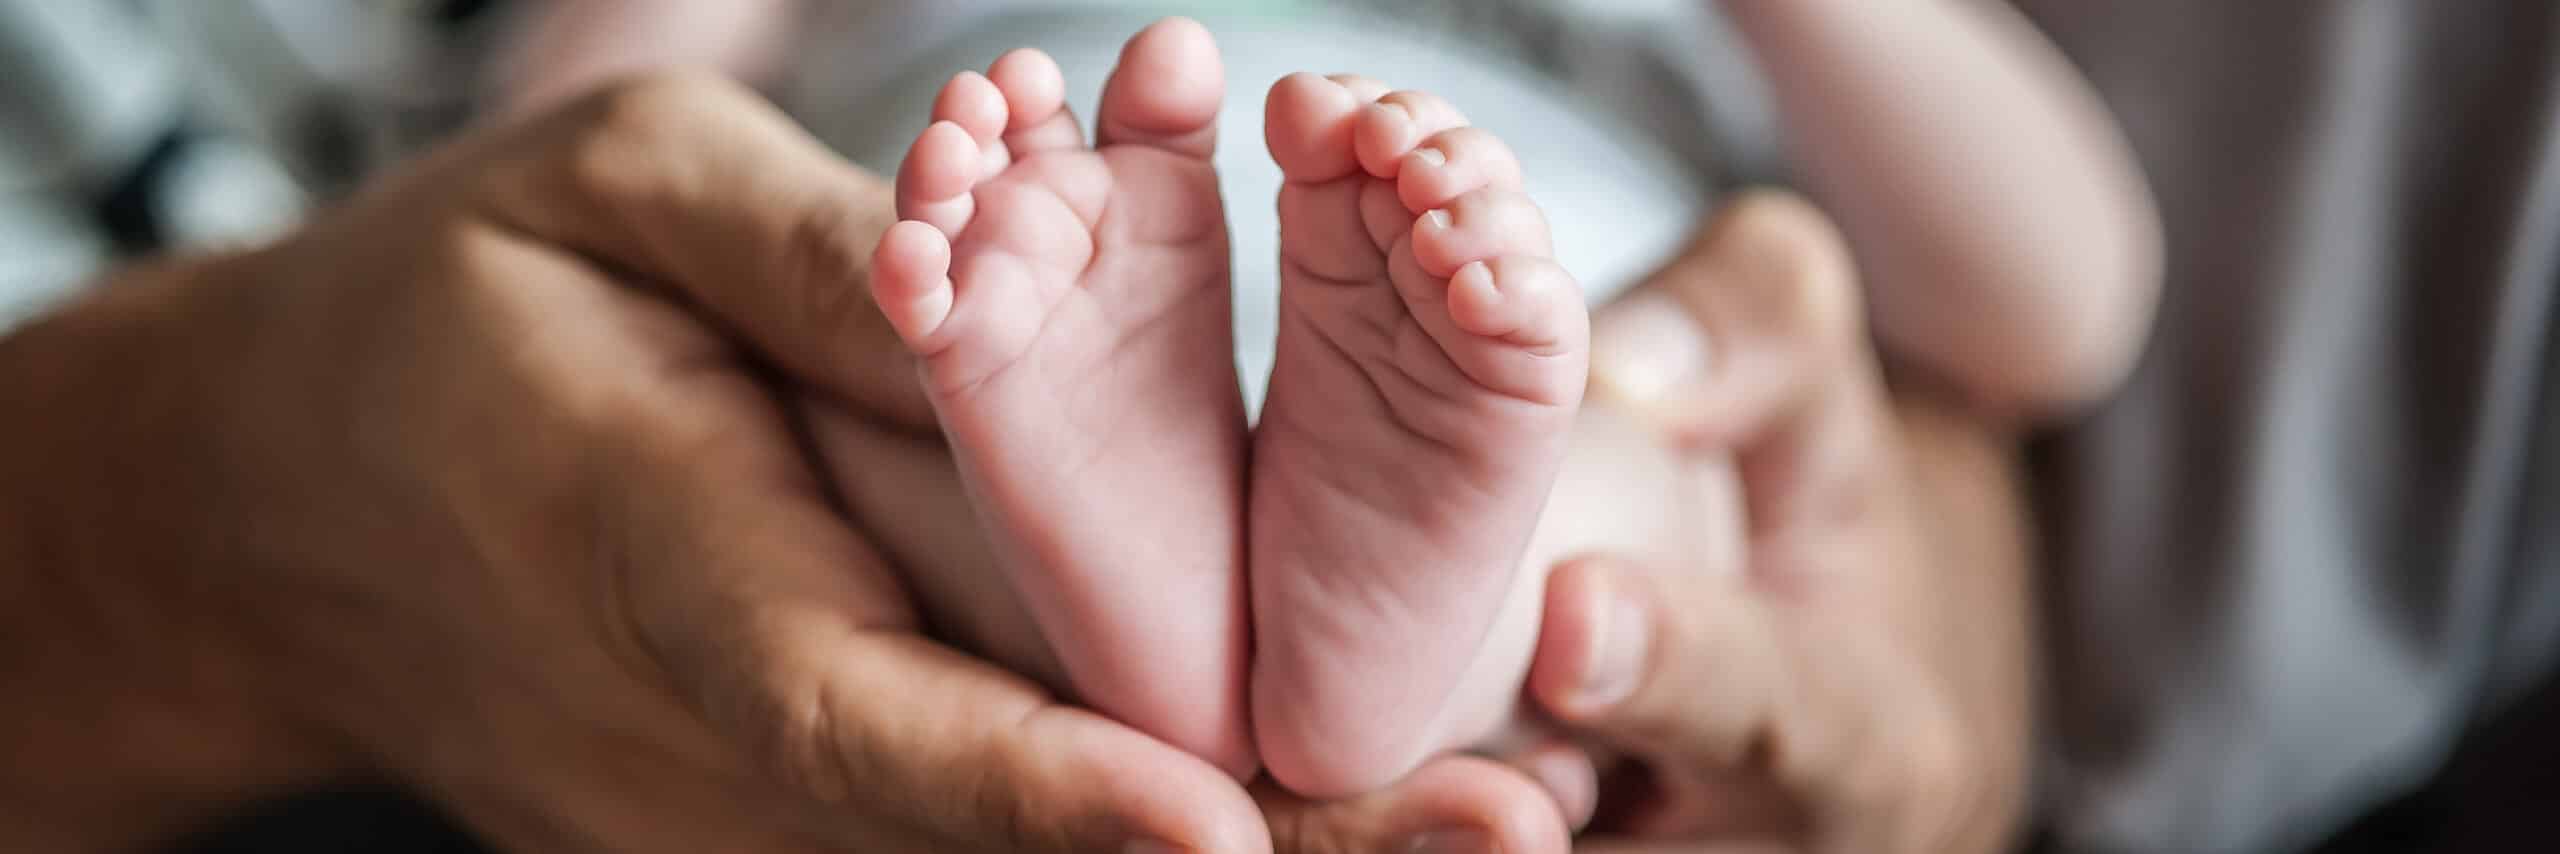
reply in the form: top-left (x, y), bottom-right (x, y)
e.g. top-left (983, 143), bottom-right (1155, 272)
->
top-left (1214, 191), bottom-right (2036, 854)
top-left (802, 225), bottom-right (1596, 854)
top-left (0, 74), bottom-right (1263, 853)
top-left (1531, 192), bottom-right (2037, 852)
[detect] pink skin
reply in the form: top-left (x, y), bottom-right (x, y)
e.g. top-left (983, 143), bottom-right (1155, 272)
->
top-left (868, 19), bottom-right (1257, 778)
top-left (872, 21), bottom-right (1587, 795)
top-left (1251, 73), bottom-right (1589, 797)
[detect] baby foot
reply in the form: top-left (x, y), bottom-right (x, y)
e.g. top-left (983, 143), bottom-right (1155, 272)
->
top-left (1249, 74), bottom-right (1589, 795)
top-left (869, 18), bottom-right (1255, 777)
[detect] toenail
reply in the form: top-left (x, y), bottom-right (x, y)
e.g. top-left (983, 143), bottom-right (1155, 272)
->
top-left (1371, 101), bottom-right (1412, 123)
top-left (1591, 293), bottom-right (1709, 409)
top-left (1576, 579), bottom-right (1650, 711)
top-left (1423, 209), bottom-right (1452, 229)
top-left (1412, 147), bottom-right (1448, 168)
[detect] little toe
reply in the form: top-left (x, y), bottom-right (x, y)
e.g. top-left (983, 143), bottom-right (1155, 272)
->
top-left (988, 48), bottom-right (1082, 154)
top-left (1356, 89), bottom-right (1469, 179)
top-left (1437, 255), bottom-right (1590, 404)
top-left (1097, 17), bottom-right (1224, 157)
top-left (1267, 72), bottom-right (1368, 183)
top-left (1397, 126), bottom-right (1526, 213)
top-left (870, 220), bottom-right (958, 351)
top-left (897, 120), bottom-right (982, 233)
top-left (1411, 189), bottom-right (1556, 277)
top-left (1446, 257), bottom-right (1584, 355)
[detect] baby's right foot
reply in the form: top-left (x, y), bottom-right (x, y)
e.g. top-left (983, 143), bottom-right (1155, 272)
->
top-left (868, 18), bottom-right (1255, 777)
top-left (1249, 74), bottom-right (1589, 796)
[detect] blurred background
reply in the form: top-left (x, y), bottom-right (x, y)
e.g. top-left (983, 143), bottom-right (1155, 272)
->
top-left (10, 2), bottom-right (2560, 853)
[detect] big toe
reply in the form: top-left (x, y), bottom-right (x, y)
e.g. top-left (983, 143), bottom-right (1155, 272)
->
top-left (1266, 72), bottom-right (1374, 183)
top-left (1098, 17), bottom-right (1224, 156)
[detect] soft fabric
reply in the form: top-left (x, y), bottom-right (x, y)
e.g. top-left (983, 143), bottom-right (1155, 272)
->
top-left (2021, 3), bottom-right (2560, 851)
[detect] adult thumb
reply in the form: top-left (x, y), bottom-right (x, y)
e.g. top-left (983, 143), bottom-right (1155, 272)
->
top-left (472, 72), bottom-right (937, 429)
top-left (1525, 557), bottom-right (1788, 778)
top-left (608, 413), bottom-right (1263, 852)
top-left (1586, 191), bottom-right (1866, 450)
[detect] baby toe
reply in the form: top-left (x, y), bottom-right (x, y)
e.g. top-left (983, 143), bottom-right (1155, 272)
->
top-left (1097, 17), bottom-right (1225, 156)
top-left (870, 220), bottom-right (958, 351)
top-left (988, 48), bottom-right (1082, 154)
top-left (1267, 72), bottom-right (1369, 183)
top-left (1356, 89), bottom-right (1469, 179)
top-left (987, 49), bottom-right (1066, 129)
top-left (1447, 257), bottom-right (1584, 354)
top-left (1412, 188), bottom-right (1556, 277)
top-left (897, 120), bottom-right (982, 233)
top-left (931, 71), bottom-right (1011, 145)
top-left (1398, 126), bottom-right (1526, 213)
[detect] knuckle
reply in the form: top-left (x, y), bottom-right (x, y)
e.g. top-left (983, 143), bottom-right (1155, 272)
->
top-left (1679, 190), bottom-right (1867, 374)
top-left (942, 705), bottom-right (1075, 851)
top-left (558, 72), bottom-right (749, 199)
top-left (964, 754), bottom-right (1041, 850)
top-left (1719, 190), bottom-right (1864, 341)
top-left (769, 676), bottom-right (860, 805)
top-left (559, 122), bottom-right (657, 212)
top-left (782, 196), bottom-right (887, 351)
top-left (697, 625), bottom-right (863, 807)
top-left (407, 210), bottom-right (487, 287)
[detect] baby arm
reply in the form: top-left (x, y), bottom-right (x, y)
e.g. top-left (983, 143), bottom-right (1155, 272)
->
top-left (1722, 0), bottom-right (2162, 421)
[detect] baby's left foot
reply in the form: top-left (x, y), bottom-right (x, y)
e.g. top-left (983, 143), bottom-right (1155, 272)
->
top-left (1249, 74), bottom-right (1589, 796)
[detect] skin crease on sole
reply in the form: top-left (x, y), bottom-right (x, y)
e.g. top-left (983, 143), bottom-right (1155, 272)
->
top-left (1249, 71), bottom-right (1590, 797)
top-left (873, 18), bottom-right (1621, 797)
top-left (867, 18), bottom-right (1258, 779)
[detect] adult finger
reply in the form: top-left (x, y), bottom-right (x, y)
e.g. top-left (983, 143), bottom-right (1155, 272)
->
top-left (1526, 557), bottom-right (1928, 850)
top-left (469, 72), bottom-right (937, 430)
top-left (603, 386), bottom-right (1261, 852)
top-left (1586, 191), bottom-right (1869, 450)
top-left (1588, 190), bottom-right (1898, 541)
top-left (1258, 754), bottom-right (1576, 854)
top-left (1525, 558), bottom-right (1788, 787)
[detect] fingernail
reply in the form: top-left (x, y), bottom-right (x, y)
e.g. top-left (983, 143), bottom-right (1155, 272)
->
top-left (1590, 293), bottom-right (1710, 409)
top-left (1521, 749), bottom-right (1599, 830)
top-left (1577, 578), bottom-right (1650, 710)
top-left (1423, 209), bottom-right (1452, 230)
top-left (1404, 828), bottom-right (1493, 853)
top-left (1412, 146), bottom-right (1448, 167)
top-left (1123, 838), bottom-right (1184, 854)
